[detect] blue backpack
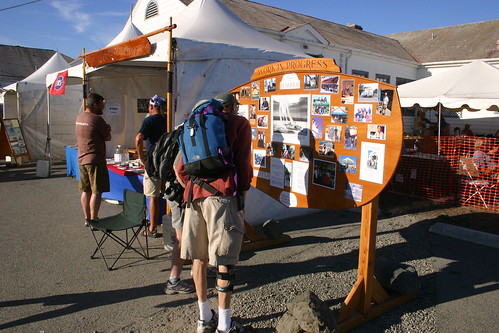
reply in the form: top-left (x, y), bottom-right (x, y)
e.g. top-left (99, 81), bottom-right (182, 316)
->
top-left (178, 99), bottom-right (232, 179)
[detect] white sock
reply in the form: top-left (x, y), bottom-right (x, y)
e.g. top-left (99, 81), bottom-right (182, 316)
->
top-left (217, 307), bottom-right (231, 332)
top-left (169, 276), bottom-right (180, 284)
top-left (198, 301), bottom-right (212, 322)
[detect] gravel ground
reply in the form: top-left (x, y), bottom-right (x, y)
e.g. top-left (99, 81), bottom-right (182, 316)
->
top-left (129, 206), bottom-right (448, 333)
top-left (1, 162), bottom-right (497, 332)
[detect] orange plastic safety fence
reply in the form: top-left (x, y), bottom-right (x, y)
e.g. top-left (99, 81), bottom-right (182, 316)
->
top-left (390, 136), bottom-right (499, 213)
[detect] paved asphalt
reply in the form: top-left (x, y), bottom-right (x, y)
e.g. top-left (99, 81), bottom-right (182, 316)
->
top-left (1, 162), bottom-right (498, 332)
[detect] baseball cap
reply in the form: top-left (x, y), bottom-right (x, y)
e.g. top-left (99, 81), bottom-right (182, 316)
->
top-left (150, 94), bottom-right (166, 107)
top-left (215, 92), bottom-right (240, 105)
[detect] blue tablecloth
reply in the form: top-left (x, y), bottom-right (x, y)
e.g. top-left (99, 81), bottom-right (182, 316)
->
top-left (65, 146), bottom-right (79, 180)
top-left (65, 151), bottom-right (165, 225)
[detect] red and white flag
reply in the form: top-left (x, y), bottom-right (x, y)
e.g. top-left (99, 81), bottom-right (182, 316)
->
top-left (49, 70), bottom-right (68, 95)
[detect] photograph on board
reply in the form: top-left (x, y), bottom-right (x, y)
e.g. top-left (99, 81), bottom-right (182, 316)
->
top-left (271, 94), bottom-right (310, 146)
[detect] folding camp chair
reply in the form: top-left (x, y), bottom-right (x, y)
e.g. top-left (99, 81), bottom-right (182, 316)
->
top-left (88, 189), bottom-right (149, 270)
top-left (459, 157), bottom-right (496, 208)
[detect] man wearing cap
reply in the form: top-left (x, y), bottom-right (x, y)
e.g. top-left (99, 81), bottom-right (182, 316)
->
top-left (176, 92), bottom-right (252, 333)
top-left (135, 95), bottom-right (167, 238)
top-left (462, 124), bottom-right (474, 136)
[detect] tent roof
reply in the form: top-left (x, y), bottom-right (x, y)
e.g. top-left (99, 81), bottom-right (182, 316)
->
top-left (21, 52), bottom-right (70, 85)
top-left (397, 60), bottom-right (499, 110)
top-left (172, 0), bottom-right (307, 58)
top-left (3, 52), bottom-right (70, 93)
top-left (107, 20), bottom-right (143, 47)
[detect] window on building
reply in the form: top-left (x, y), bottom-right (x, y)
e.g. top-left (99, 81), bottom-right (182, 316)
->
top-left (145, 1), bottom-right (159, 19)
top-left (352, 69), bottom-right (368, 78)
top-left (396, 77), bottom-right (413, 86)
top-left (375, 74), bottom-right (390, 84)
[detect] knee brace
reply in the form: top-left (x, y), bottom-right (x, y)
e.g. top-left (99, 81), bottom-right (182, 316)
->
top-left (215, 265), bottom-right (235, 293)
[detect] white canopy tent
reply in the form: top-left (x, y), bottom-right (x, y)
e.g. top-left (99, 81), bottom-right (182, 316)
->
top-left (398, 60), bottom-right (499, 152)
top-left (2, 52), bottom-right (82, 160)
top-left (43, 0), bottom-right (313, 223)
top-left (398, 60), bottom-right (499, 110)
top-left (46, 0), bottom-right (309, 151)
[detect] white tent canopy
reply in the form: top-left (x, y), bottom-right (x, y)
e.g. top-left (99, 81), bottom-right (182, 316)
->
top-left (107, 21), bottom-right (143, 47)
top-left (42, 0), bottom-right (313, 223)
top-left (398, 60), bottom-right (499, 110)
top-left (45, 0), bottom-right (308, 146)
top-left (2, 52), bottom-right (82, 160)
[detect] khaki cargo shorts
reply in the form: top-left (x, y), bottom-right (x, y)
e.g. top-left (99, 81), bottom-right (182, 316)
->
top-left (181, 196), bottom-right (245, 267)
top-left (79, 163), bottom-right (110, 194)
top-left (143, 169), bottom-right (165, 197)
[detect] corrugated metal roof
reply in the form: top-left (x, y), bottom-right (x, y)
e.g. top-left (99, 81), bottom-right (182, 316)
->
top-left (0, 45), bottom-right (73, 87)
top-left (386, 19), bottom-right (499, 63)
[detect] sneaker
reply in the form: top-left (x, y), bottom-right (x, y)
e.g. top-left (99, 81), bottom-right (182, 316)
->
top-left (164, 244), bottom-right (173, 252)
top-left (164, 279), bottom-right (195, 295)
top-left (197, 310), bottom-right (218, 333)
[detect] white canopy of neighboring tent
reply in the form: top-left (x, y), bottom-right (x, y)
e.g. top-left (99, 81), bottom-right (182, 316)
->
top-left (2, 52), bottom-right (82, 161)
top-left (106, 21), bottom-right (143, 46)
top-left (398, 60), bottom-right (499, 110)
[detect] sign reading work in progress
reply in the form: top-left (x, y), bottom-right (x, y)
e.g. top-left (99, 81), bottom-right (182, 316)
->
top-left (231, 58), bottom-right (403, 209)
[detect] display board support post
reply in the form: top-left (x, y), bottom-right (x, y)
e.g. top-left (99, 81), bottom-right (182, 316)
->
top-left (241, 221), bottom-right (291, 252)
top-left (336, 196), bottom-right (417, 332)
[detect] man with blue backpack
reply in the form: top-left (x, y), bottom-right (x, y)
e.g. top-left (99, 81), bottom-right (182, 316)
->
top-left (175, 92), bottom-right (253, 333)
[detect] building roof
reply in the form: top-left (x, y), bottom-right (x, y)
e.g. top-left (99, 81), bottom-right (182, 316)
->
top-left (185, 0), bottom-right (417, 62)
top-left (386, 19), bottom-right (499, 63)
top-left (0, 45), bottom-right (73, 87)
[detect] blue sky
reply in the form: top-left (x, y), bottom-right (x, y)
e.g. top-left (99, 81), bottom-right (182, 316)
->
top-left (1, 0), bottom-right (498, 59)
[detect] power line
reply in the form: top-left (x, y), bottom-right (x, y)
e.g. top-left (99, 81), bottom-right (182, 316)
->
top-left (0, 0), bottom-right (43, 12)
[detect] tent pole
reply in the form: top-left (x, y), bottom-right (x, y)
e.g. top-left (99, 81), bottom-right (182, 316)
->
top-left (437, 103), bottom-right (441, 155)
top-left (166, 16), bottom-right (173, 132)
top-left (82, 48), bottom-right (87, 110)
top-left (46, 87), bottom-right (52, 175)
top-left (164, 16), bottom-right (174, 218)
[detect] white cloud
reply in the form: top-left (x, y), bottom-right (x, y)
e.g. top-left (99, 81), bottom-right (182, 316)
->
top-left (50, 0), bottom-right (91, 33)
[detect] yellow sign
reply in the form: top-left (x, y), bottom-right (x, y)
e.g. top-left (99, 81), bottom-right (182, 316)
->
top-left (251, 58), bottom-right (340, 81)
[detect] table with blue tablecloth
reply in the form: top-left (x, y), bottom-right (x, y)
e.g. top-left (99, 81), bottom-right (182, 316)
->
top-left (65, 146), bottom-right (79, 180)
top-left (65, 149), bottom-right (165, 224)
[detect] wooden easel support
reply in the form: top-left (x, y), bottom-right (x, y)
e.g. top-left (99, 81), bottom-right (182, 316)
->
top-left (241, 221), bottom-right (291, 252)
top-left (336, 196), bottom-right (417, 332)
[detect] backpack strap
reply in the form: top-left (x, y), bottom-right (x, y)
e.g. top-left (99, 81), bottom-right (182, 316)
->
top-left (187, 175), bottom-right (221, 204)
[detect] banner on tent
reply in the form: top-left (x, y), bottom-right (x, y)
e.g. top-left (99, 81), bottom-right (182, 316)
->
top-left (49, 70), bottom-right (68, 95)
top-left (230, 58), bottom-right (403, 210)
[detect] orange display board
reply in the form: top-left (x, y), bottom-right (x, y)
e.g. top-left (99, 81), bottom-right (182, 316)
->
top-left (230, 58), bottom-right (403, 209)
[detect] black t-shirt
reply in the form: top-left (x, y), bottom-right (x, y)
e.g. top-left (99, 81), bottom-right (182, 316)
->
top-left (138, 113), bottom-right (166, 153)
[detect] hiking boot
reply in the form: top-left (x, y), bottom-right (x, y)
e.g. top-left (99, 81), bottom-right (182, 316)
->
top-left (197, 310), bottom-right (218, 333)
top-left (164, 279), bottom-right (195, 295)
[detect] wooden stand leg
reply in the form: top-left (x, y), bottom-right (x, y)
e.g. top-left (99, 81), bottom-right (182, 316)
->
top-left (336, 197), bottom-right (417, 332)
top-left (241, 221), bottom-right (291, 252)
